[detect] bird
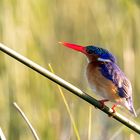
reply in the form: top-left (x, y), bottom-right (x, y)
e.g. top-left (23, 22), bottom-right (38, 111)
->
top-left (59, 41), bottom-right (137, 117)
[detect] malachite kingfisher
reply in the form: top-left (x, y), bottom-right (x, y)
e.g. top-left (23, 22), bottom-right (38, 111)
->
top-left (59, 42), bottom-right (137, 117)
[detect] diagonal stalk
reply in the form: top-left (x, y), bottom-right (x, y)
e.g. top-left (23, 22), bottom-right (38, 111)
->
top-left (48, 64), bottom-right (80, 140)
top-left (0, 43), bottom-right (140, 134)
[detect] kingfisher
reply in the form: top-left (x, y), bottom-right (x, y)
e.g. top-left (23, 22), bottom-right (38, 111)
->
top-left (59, 42), bottom-right (137, 117)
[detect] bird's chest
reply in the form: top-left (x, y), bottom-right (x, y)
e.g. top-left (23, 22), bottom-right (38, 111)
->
top-left (86, 62), bottom-right (119, 100)
top-left (86, 63), bottom-right (101, 92)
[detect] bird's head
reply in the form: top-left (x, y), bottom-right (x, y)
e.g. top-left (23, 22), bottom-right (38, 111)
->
top-left (59, 42), bottom-right (116, 63)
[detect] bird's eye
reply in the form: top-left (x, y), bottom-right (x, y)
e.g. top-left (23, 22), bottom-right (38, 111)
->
top-left (86, 49), bottom-right (93, 54)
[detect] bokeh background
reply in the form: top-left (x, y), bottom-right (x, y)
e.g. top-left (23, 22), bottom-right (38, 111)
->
top-left (0, 0), bottom-right (140, 139)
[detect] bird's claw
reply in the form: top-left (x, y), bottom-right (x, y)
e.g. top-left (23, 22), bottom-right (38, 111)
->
top-left (98, 99), bottom-right (109, 109)
top-left (108, 104), bottom-right (117, 117)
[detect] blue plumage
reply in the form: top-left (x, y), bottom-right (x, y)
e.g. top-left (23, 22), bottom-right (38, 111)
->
top-left (86, 46), bottom-right (116, 63)
top-left (60, 42), bottom-right (137, 117)
top-left (99, 61), bottom-right (130, 98)
top-left (85, 45), bottom-right (136, 116)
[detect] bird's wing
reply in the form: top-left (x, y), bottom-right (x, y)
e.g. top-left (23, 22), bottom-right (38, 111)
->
top-left (99, 61), bottom-right (132, 98)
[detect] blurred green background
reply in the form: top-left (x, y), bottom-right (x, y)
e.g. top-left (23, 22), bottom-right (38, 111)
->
top-left (0, 0), bottom-right (140, 139)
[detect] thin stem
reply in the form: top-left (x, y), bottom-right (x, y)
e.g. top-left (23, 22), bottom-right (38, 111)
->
top-left (0, 128), bottom-right (6, 140)
top-left (48, 64), bottom-right (80, 140)
top-left (0, 43), bottom-right (140, 134)
top-left (13, 102), bottom-right (40, 140)
top-left (88, 106), bottom-right (92, 140)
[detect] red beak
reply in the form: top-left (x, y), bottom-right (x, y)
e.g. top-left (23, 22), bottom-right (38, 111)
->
top-left (59, 42), bottom-right (86, 54)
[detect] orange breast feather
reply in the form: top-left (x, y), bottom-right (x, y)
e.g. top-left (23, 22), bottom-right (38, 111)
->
top-left (86, 62), bottom-right (121, 102)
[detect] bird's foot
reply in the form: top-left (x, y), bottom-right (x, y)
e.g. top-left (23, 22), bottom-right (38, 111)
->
top-left (98, 99), bottom-right (109, 109)
top-left (108, 104), bottom-right (117, 117)
top-left (111, 104), bottom-right (117, 113)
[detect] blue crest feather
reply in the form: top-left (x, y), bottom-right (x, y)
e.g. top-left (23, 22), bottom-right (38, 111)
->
top-left (86, 46), bottom-right (116, 63)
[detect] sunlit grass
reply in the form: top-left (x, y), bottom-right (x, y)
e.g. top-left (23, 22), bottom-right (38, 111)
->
top-left (0, 0), bottom-right (140, 139)
top-left (88, 106), bottom-right (92, 140)
top-left (48, 64), bottom-right (80, 140)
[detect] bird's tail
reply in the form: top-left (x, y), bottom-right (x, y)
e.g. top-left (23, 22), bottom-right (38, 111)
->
top-left (126, 97), bottom-right (137, 117)
top-left (129, 105), bottom-right (137, 117)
